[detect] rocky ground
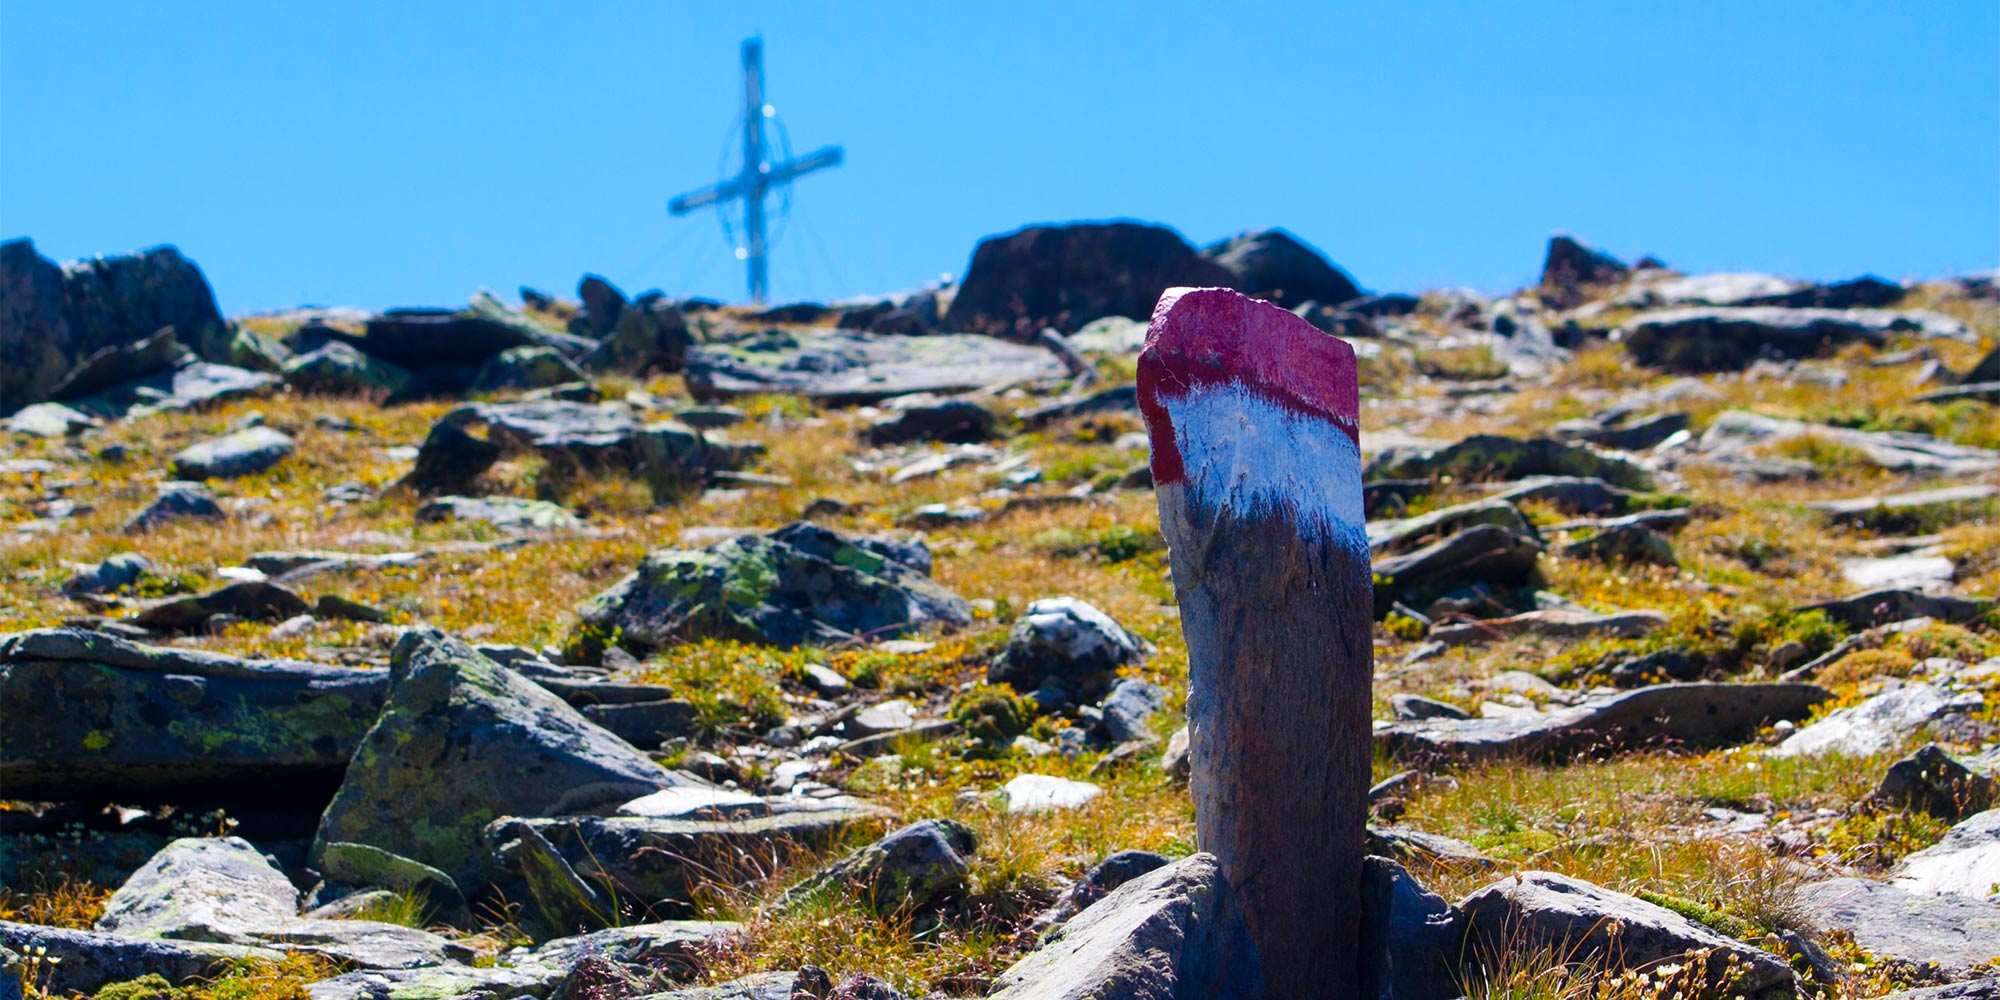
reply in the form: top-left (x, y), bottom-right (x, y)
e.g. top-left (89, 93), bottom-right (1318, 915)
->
top-left (1, 226), bottom-right (1997, 999)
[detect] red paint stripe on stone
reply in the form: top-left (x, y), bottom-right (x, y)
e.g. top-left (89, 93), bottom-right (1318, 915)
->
top-left (1138, 286), bottom-right (1361, 486)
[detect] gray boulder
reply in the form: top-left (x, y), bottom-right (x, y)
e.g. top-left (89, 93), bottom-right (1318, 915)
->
top-left (282, 340), bottom-right (415, 398)
top-left (304, 963), bottom-right (566, 1000)
top-left (1878, 745), bottom-right (1996, 818)
top-left (575, 522), bottom-right (970, 655)
top-left (1358, 857), bottom-right (1464, 1000)
top-left (414, 496), bottom-right (585, 535)
top-left (8, 401), bottom-right (100, 438)
top-left (318, 841), bottom-right (469, 925)
top-left (471, 345), bottom-right (589, 394)
top-left (1459, 871), bottom-right (1791, 994)
top-left (684, 328), bottom-right (1068, 405)
top-left (1562, 522), bottom-right (1677, 566)
top-left (1490, 477), bottom-right (1635, 516)
top-left (0, 919), bottom-right (276, 997)
top-left (66, 360), bottom-right (277, 422)
top-left (1800, 588), bottom-right (1996, 630)
top-left (1538, 234), bottom-right (1628, 308)
top-left (593, 291), bottom-right (694, 374)
top-left (862, 394), bottom-right (996, 446)
top-left (399, 401), bottom-right (751, 498)
top-left (942, 221), bottom-right (1239, 338)
top-left (48, 327), bottom-right (188, 401)
top-left (122, 482), bottom-right (224, 536)
top-left (785, 819), bottom-right (977, 915)
top-left (1369, 499), bottom-right (1540, 557)
top-left (313, 628), bottom-right (692, 885)
top-left (128, 580), bottom-right (312, 632)
top-left (1370, 523), bottom-right (1545, 615)
top-left (97, 837), bottom-right (468, 969)
top-left (2, 238), bottom-right (228, 409)
top-left (1769, 682), bottom-right (1957, 758)
top-left (1379, 682), bottom-right (1829, 762)
top-left (1204, 228), bottom-right (1361, 310)
top-left (988, 597), bottom-right (1149, 704)
top-left (987, 852), bottom-right (1262, 1000)
top-left (63, 552), bottom-right (153, 596)
top-left (1100, 678), bottom-right (1169, 744)
top-left (1801, 878), bottom-right (2000, 978)
top-left (0, 627), bottom-right (386, 805)
top-left (170, 426), bottom-right (295, 479)
top-left (486, 804), bottom-right (886, 910)
top-left (1895, 808), bottom-right (2000, 901)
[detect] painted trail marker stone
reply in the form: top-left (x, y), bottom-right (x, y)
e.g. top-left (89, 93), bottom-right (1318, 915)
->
top-left (1139, 286), bottom-right (1373, 997)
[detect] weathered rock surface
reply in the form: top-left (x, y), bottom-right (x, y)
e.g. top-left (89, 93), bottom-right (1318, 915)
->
top-left (282, 340), bottom-right (415, 397)
top-left (1622, 306), bottom-right (1958, 371)
top-left (1489, 476), bottom-right (1636, 516)
top-left (0, 919), bottom-right (277, 997)
top-left (304, 963), bottom-right (565, 1000)
top-left (1366, 435), bottom-right (1650, 489)
top-left (1683, 411), bottom-right (2000, 478)
top-left (2, 238), bottom-right (229, 409)
top-left (1878, 745), bottom-right (1996, 818)
top-left (314, 628), bottom-right (692, 885)
top-left (1369, 499), bottom-right (1540, 557)
top-left (65, 361), bottom-right (278, 421)
top-left (48, 327), bottom-right (189, 401)
top-left (1379, 682), bottom-right (1829, 762)
top-left (575, 522), bottom-right (970, 655)
top-left (1002, 774), bottom-right (1104, 814)
top-left (399, 401), bottom-right (750, 497)
top-left (1801, 878), bottom-right (2000, 977)
top-left (862, 394), bottom-right (996, 446)
top-left (1769, 682), bottom-right (1957, 758)
top-left (1801, 588), bottom-right (1995, 629)
top-left (414, 496), bottom-right (585, 535)
top-left (0, 627), bottom-right (385, 805)
top-left (685, 329), bottom-right (1067, 404)
top-left (323, 298), bottom-right (569, 371)
top-left (786, 819), bottom-right (976, 915)
top-left (1358, 856), bottom-right (1465, 1000)
top-left (1563, 522), bottom-right (1678, 566)
top-left (1100, 677), bottom-right (1168, 743)
top-left (128, 580), bottom-right (312, 631)
top-left (1459, 872), bottom-right (1792, 994)
top-left (1809, 484), bottom-right (1999, 519)
top-left (1539, 234), bottom-right (1628, 308)
top-left (491, 803), bottom-right (885, 910)
top-left (1370, 523), bottom-right (1545, 615)
top-left (943, 221), bottom-right (1238, 337)
top-left (470, 345), bottom-right (589, 394)
top-left (1427, 607), bottom-right (1667, 647)
top-left (170, 426), bottom-right (296, 480)
top-left (988, 597), bottom-right (1148, 703)
top-left (8, 400), bottom-right (101, 438)
top-left (1895, 808), bottom-right (2000, 900)
top-left (97, 837), bottom-right (466, 969)
top-left (988, 852), bottom-right (1262, 1000)
top-left (1203, 228), bottom-right (1360, 310)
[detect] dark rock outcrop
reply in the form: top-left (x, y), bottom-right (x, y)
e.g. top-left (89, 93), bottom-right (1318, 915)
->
top-left (942, 222), bottom-right (1238, 338)
top-left (1367, 435), bottom-right (1651, 490)
top-left (1377, 682), bottom-right (1830, 762)
top-left (1203, 228), bottom-right (1361, 310)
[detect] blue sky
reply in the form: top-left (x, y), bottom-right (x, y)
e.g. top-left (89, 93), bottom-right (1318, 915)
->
top-left (3, 2), bottom-right (1995, 314)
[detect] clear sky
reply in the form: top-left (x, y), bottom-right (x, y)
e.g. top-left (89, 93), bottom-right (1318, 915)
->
top-left (3, 2), bottom-right (1995, 315)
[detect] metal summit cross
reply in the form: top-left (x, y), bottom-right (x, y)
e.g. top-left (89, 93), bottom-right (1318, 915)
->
top-left (668, 37), bottom-right (843, 304)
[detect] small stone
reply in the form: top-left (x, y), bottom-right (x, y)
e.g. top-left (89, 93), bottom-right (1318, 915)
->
top-left (124, 481), bottom-right (224, 533)
top-left (1001, 774), bottom-right (1102, 814)
top-left (1098, 678), bottom-right (1167, 743)
top-left (988, 597), bottom-right (1148, 704)
top-left (169, 426), bottom-right (294, 480)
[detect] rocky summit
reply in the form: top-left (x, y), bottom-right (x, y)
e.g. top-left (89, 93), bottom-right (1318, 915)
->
top-left (1, 224), bottom-right (1997, 999)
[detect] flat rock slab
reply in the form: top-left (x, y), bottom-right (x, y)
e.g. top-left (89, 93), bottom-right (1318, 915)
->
top-left (1365, 434), bottom-right (1651, 489)
top-left (1459, 871), bottom-right (1793, 993)
top-left (685, 329), bottom-right (1068, 404)
top-left (97, 837), bottom-right (467, 970)
top-left (305, 963), bottom-right (565, 1000)
top-left (415, 496), bottom-right (586, 535)
top-left (497, 803), bottom-right (887, 910)
top-left (1001, 774), bottom-right (1103, 814)
top-left (1841, 554), bottom-right (1956, 592)
top-left (1620, 306), bottom-right (1961, 371)
top-left (1686, 411), bottom-right (2000, 477)
top-left (1769, 682), bottom-right (1955, 758)
top-left (1810, 484), bottom-right (2000, 517)
top-left (617, 787), bottom-right (770, 821)
top-left (988, 852), bottom-right (1262, 999)
top-left (67, 362), bottom-right (278, 421)
top-left (1428, 608), bottom-right (1667, 647)
top-left (1801, 878), bottom-right (2000, 976)
top-left (0, 627), bottom-right (386, 805)
top-left (314, 628), bottom-right (692, 886)
top-left (1378, 682), bottom-right (1830, 762)
top-left (1895, 808), bottom-right (2000, 900)
top-left (1801, 589), bottom-right (1995, 629)
top-left (637, 972), bottom-right (799, 1000)
top-left (169, 426), bottom-right (295, 479)
top-left (575, 522), bottom-right (970, 653)
top-left (0, 919), bottom-right (279, 997)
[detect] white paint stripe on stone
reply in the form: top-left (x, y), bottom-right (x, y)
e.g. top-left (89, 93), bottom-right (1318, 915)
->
top-left (1162, 384), bottom-right (1366, 555)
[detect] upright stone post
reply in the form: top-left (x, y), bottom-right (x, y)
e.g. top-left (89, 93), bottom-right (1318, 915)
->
top-left (1138, 287), bottom-right (1374, 998)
